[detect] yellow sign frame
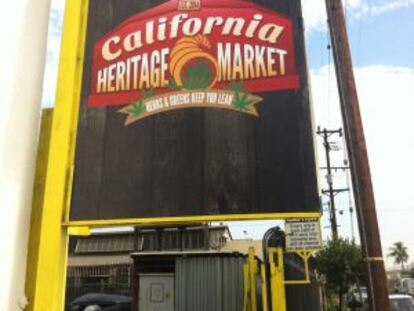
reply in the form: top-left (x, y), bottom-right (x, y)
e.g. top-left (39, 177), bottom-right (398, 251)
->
top-left (65, 212), bottom-right (321, 228)
top-left (25, 1), bottom-right (321, 310)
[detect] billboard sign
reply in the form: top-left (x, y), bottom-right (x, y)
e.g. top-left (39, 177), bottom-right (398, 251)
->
top-left (89, 0), bottom-right (299, 124)
top-left (70, 0), bottom-right (319, 221)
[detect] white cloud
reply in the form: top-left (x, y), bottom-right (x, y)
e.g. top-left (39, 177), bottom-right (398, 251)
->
top-left (359, 0), bottom-right (414, 16)
top-left (311, 64), bottom-right (414, 267)
top-left (302, 0), bottom-right (414, 31)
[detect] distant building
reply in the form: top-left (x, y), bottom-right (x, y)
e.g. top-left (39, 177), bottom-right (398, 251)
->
top-left (65, 224), bottom-right (321, 311)
top-left (221, 238), bottom-right (263, 260)
top-left (66, 224), bottom-right (232, 307)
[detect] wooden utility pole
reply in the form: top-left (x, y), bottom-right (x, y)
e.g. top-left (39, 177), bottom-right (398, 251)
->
top-left (324, 0), bottom-right (391, 310)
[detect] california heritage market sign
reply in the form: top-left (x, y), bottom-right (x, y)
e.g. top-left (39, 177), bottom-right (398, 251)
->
top-left (89, 0), bottom-right (299, 125)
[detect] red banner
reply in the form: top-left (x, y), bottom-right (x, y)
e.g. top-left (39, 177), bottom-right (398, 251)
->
top-left (88, 0), bottom-right (299, 107)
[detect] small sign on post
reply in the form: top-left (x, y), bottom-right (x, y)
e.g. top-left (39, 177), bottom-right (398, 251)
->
top-left (285, 218), bottom-right (322, 251)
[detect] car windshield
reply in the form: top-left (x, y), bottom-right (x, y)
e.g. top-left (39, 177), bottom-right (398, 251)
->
top-left (390, 298), bottom-right (414, 311)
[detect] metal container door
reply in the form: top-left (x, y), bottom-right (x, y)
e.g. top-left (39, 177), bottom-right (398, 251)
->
top-left (139, 274), bottom-right (174, 311)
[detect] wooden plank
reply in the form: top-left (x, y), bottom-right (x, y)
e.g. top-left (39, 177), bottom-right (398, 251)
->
top-left (97, 108), bottom-right (154, 219)
top-left (203, 109), bottom-right (258, 214)
top-left (70, 0), bottom-right (114, 220)
top-left (97, 0), bottom-right (159, 219)
top-left (255, 0), bottom-right (319, 213)
top-left (289, 0), bottom-right (320, 209)
top-left (257, 91), bottom-right (310, 212)
top-left (152, 109), bottom-right (204, 217)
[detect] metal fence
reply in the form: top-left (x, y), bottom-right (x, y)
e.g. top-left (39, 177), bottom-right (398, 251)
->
top-left (65, 264), bottom-right (132, 310)
top-left (175, 255), bottom-right (245, 311)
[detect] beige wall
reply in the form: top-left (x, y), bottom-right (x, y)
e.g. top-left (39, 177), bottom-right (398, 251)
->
top-left (0, 1), bottom-right (51, 310)
top-left (221, 239), bottom-right (263, 260)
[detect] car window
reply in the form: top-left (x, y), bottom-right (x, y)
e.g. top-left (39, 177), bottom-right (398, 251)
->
top-left (102, 304), bottom-right (131, 311)
top-left (390, 298), bottom-right (414, 311)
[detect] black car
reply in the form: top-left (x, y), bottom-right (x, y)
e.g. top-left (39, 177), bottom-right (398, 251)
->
top-left (70, 293), bottom-right (132, 311)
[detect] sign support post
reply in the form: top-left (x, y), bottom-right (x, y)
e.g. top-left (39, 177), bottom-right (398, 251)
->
top-left (268, 247), bottom-right (287, 311)
top-left (29, 0), bottom-right (89, 310)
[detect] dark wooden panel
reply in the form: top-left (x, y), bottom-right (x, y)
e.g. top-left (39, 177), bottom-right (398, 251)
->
top-left (70, 0), bottom-right (114, 220)
top-left (257, 91), bottom-right (306, 213)
top-left (289, 0), bottom-right (320, 209)
top-left (96, 109), bottom-right (154, 219)
top-left (203, 110), bottom-right (259, 215)
top-left (152, 109), bottom-right (204, 217)
top-left (256, 0), bottom-right (319, 213)
top-left (70, 0), bottom-right (320, 221)
top-left (96, 0), bottom-right (165, 219)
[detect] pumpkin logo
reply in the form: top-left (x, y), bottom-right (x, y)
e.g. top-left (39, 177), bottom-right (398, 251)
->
top-left (169, 35), bottom-right (219, 90)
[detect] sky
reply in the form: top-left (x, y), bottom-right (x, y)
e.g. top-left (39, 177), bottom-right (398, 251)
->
top-left (42, 0), bottom-right (414, 268)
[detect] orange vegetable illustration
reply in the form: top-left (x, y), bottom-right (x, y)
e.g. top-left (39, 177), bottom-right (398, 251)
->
top-left (169, 34), bottom-right (218, 89)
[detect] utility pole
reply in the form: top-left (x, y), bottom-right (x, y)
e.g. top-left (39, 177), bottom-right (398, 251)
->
top-left (317, 127), bottom-right (349, 240)
top-left (325, 0), bottom-right (391, 310)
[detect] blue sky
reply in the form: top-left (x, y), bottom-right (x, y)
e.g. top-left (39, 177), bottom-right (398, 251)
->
top-left (42, 0), bottom-right (414, 268)
top-left (306, 1), bottom-right (414, 68)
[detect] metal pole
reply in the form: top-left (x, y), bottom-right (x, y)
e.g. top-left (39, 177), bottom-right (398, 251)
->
top-left (317, 128), bottom-right (341, 239)
top-left (323, 129), bottom-right (338, 240)
top-left (248, 247), bottom-right (258, 311)
top-left (268, 247), bottom-right (287, 311)
top-left (324, 0), bottom-right (391, 310)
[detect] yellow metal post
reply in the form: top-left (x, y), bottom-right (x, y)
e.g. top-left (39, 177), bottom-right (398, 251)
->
top-left (248, 247), bottom-right (258, 311)
top-left (28, 0), bottom-right (89, 310)
top-left (268, 247), bottom-right (287, 311)
top-left (261, 264), bottom-right (269, 311)
top-left (25, 109), bottom-right (53, 311)
top-left (68, 226), bottom-right (92, 237)
top-left (243, 263), bottom-right (250, 311)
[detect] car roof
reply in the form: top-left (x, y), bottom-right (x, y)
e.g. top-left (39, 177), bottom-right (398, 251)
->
top-left (71, 293), bottom-right (132, 305)
top-left (389, 294), bottom-right (413, 299)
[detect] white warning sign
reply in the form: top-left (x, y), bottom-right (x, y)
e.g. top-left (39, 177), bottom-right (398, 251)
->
top-left (285, 218), bottom-right (322, 251)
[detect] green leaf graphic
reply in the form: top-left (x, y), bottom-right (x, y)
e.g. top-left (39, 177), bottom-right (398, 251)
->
top-left (128, 102), bottom-right (146, 117)
top-left (182, 62), bottom-right (213, 89)
top-left (126, 89), bottom-right (154, 117)
top-left (228, 80), bottom-right (254, 112)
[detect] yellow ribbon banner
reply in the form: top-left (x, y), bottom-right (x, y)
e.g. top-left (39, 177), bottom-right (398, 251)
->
top-left (119, 89), bottom-right (263, 126)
